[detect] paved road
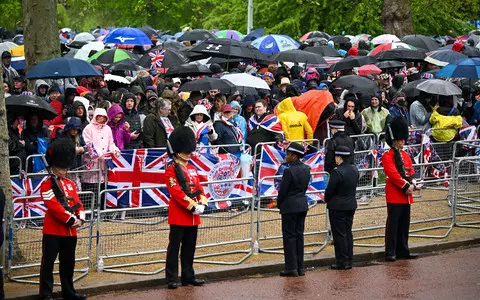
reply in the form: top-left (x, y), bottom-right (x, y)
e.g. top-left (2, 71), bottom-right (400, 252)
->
top-left (91, 247), bottom-right (480, 300)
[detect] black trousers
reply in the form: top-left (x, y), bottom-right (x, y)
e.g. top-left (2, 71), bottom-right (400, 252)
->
top-left (39, 234), bottom-right (77, 298)
top-left (385, 203), bottom-right (411, 257)
top-left (329, 209), bottom-right (355, 267)
top-left (281, 212), bottom-right (307, 272)
top-left (165, 225), bottom-right (198, 283)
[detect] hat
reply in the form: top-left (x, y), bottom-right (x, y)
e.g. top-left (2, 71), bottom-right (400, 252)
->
top-left (452, 41), bottom-right (464, 53)
top-left (64, 116), bottom-right (82, 132)
top-left (172, 77), bottom-right (181, 84)
top-left (280, 77), bottom-right (291, 85)
top-left (287, 142), bottom-right (305, 156)
top-left (13, 75), bottom-right (25, 82)
top-left (385, 116), bottom-right (409, 147)
top-left (46, 138), bottom-right (76, 169)
top-left (146, 90), bottom-right (158, 101)
top-left (168, 126), bottom-right (196, 155)
top-left (243, 94), bottom-right (256, 106)
top-left (329, 119), bottom-right (345, 130)
top-left (221, 104), bottom-right (233, 113)
top-left (262, 72), bottom-right (274, 79)
top-left (1, 51), bottom-right (11, 59)
top-left (334, 145), bottom-right (352, 156)
top-left (347, 47), bottom-right (358, 56)
top-left (48, 84), bottom-right (61, 94)
top-left (209, 63), bottom-right (223, 74)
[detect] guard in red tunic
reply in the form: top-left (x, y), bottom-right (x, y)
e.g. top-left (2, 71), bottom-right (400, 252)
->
top-left (39, 138), bottom-right (87, 300)
top-left (383, 116), bottom-right (420, 262)
top-left (165, 126), bottom-right (208, 289)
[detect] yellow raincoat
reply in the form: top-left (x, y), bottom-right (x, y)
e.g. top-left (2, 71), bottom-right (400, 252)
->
top-left (429, 106), bottom-right (462, 142)
top-left (275, 97), bottom-right (313, 141)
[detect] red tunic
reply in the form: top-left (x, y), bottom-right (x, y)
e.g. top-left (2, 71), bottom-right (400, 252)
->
top-left (165, 162), bottom-right (207, 226)
top-left (382, 148), bottom-right (415, 205)
top-left (40, 177), bottom-right (85, 236)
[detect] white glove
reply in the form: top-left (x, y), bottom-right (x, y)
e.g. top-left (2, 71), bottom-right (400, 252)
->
top-left (192, 204), bottom-right (205, 215)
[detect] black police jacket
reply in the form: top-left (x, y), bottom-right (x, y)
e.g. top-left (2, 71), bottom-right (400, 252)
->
top-left (324, 131), bottom-right (355, 173)
top-left (325, 162), bottom-right (359, 211)
top-left (277, 160), bottom-right (311, 214)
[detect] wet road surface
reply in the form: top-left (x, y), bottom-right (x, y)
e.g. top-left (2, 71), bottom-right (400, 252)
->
top-left (91, 247), bottom-right (480, 300)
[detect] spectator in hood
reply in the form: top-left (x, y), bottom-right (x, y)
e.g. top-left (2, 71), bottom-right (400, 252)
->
top-left (95, 87), bottom-right (110, 102)
top-left (107, 104), bottom-right (133, 150)
top-left (7, 112), bottom-right (26, 175)
top-left (389, 92), bottom-right (411, 126)
top-left (332, 98), bottom-right (364, 135)
top-left (70, 99), bottom-right (89, 130)
top-left (2, 51), bottom-right (18, 90)
top-left (157, 82), bottom-right (172, 96)
top-left (185, 104), bottom-right (218, 146)
top-left (178, 90), bottom-right (203, 125)
top-left (276, 97), bottom-right (313, 141)
top-left (171, 78), bottom-right (181, 92)
top-left (429, 95), bottom-right (462, 142)
top-left (45, 84), bottom-right (66, 126)
top-left (121, 92), bottom-right (143, 149)
top-left (130, 85), bottom-right (146, 113)
top-left (230, 101), bottom-right (248, 139)
top-left (60, 116), bottom-right (86, 169)
top-left (145, 90), bottom-right (158, 115)
top-left (290, 66), bottom-right (304, 81)
top-left (388, 74), bottom-right (405, 101)
top-left (242, 94), bottom-right (256, 121)
top-left (22, 113), bottom-right (50, 171)
top-left (35, 80), bottom-right (50, 98)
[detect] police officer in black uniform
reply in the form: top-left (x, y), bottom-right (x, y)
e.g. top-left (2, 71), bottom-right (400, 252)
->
top-left (324, 120), bottom-right (355, 173)
top-left (277, 142), bottom-right (311, 277)
top-left (325, 145), bottom-right (359, 270)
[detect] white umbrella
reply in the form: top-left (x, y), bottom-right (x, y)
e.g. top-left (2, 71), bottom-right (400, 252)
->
top-left (417, 79), bottom-right (462, 96)
top-left (73, 32), bottom-right (96, 43)
top-left (104, 73), bottom-right (130, 84)
top-left (221, 73), bottom-right (270, 90)
top-left (0, 41), bottom-right (18, 53)
top-left (372, 34), bottom-right (400, 45)
top-left (74, 41), bottom-right (104, 60)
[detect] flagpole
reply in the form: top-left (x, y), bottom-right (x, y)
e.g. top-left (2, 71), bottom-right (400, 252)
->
top-left (247, 0), bottom-right (253, 34)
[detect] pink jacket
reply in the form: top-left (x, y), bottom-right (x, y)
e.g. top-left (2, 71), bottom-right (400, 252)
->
top-left (82, 108), bottom-right (119, 183)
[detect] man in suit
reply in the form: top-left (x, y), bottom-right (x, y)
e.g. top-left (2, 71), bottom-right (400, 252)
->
top-left (277, 142), bottom-right (311, 277)
top-left (325, 145), bottom-right (359, 270)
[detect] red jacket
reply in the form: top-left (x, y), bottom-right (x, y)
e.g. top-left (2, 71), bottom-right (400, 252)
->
top-left (165, 161), bottom-right (207, 226)
top-left (45, 99), bottom-right (64, 125)
top-left (382, 148), bottom-right (415, 205)
top-left (41, 177), bottom-right (85, 236)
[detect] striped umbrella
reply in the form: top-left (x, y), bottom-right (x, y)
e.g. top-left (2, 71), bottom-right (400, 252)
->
top-left (251, 34), bottom-right (300, 54)
top-left (216, 30), bottom-right (245, 41)
top-left (87, 49), bottom-right (135, 66)
top-left (369, 42), bottom-right (416, 56)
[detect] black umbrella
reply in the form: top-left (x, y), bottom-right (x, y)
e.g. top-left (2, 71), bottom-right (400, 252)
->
top-left (136, 48), bottom-right (187, 69)
top-left (329, 36), bottom-right (350, 44)
top-left (270, 49), bottom-right (327, 65)
top-left (177, 29), bottom-right (216, 42)
top-left (401, 35), bottom-right (440, 52)
top-left (178, 77), bottom-right (235, 92)
top-left (376, 48), bottom-right (426, 62)
top-left (376, 60), bottom-right (405, 69)
top-left (329, 56), bottom-right (377, 72)
top-left (139, 26), bottom-right (160, 42)
top-left (303, 31), bottom-right (330, 40)
top-left (438, 44), bottom-right (480, 58)
top-left (108, 59), bottom-right (142, 72)
top-left (304, 37), bottom-right (328, 45)
top-left (330, 75), bottom-right (379, 95)
top-left (304, 46), bottom-right (342, 57)
top-left (162, 40), bottom-right (187, 50)
top-left (189, 38), bottom-right (268, 60)
top-left (6, 95), bottom-right (58, 120)
top-left (165, 63), bottom-right (212, 77)
top-left (398, 79), bottom-right (427, 98)
top-left (242, 28), bottom-right (265, 42)
top-left (207, 57), bottom-right (244, 64)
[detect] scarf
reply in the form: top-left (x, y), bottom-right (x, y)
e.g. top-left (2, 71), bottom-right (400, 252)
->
top-left (160, 117), bottom-right (174, 137)
top-left (222, 117), bottom-right (244, 143)
top-left (248, 114), bottom-right (283, 135)
top-left (195, 122), bottom-right (211, 146)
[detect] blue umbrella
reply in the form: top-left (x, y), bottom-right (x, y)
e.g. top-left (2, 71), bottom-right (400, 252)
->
top-left (25, 57), bottom-right (103, 79)
top-left (242, 28), bottom-right (265, 42)
top-left (435, 58), bottom-right (480, 78)
top-left (11, 56), bottom-right (26, 71)
top-left (424, 50), bottom-right (468, 66)
top-left (251, 34), bottom-right (300, 54)
top-left (103, 27), bottom-right (152, 46)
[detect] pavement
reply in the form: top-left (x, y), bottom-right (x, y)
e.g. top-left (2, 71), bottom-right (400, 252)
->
top-left (5, 233), bottom-right (480, 299)
top-left (90, 246), bottom-right (480, 300)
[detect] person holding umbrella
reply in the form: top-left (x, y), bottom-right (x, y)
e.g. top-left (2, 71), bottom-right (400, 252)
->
top-left (7, 112), bottom-right (26, 175)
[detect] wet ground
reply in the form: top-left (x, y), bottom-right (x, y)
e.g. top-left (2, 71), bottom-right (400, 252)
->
top-left (91, 246), bottom-right (480, 300)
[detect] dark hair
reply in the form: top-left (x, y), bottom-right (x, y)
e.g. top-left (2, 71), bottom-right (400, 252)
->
top-left (255, 99), bottom-right (268, 107)
top-left (214, 93), bottom-right (227, 102)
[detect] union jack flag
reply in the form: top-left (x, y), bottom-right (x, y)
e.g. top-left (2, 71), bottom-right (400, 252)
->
top-left (106, 149), bottom-right (171, 208)
top-left (258, 145), bottom-right (325, 203)
top-left (248, 114), bottom-right (284, 136)
top-left (149, 49), bottom-right (165, 69)
top-left (12, 177), bottom-right (48, 219)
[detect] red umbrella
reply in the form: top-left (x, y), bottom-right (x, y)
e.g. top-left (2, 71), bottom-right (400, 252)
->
top-left (369, 42), bottom-right (416, 56)
top-left (357, 64), bottom-right (382, 76)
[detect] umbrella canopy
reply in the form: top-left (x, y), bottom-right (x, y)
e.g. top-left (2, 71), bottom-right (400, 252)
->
top-left (207, 57), bottom-right (244, 64)
top-left (10, 56), bottom-right (26, 71)
top-left (357, 64), bottom-right (382, 76)
top-left (330, 75), bottom-right (379, 95)
top-left (103, 27), bottom-right (152, 46)
top-left (216, 30), bottom-right (245, 41)
top-left (221, 73), bottom-right (270, 90)
top-left (177, 29), bottom-right (216, 42)
top-left (299, 31), bottom-right (330, 42)
top-left (398, 79), bottom-right (428, 98)
top-left (242, 28), bottom-right (265, 42)
top-left (108, 59), bottom-right (142, 72)
top-left (401, 35), bottom-right (440, 52)
top-left (290, 90), bottom-right (334, 129)
top-left (416, 79), bottom-right (462, 95)
top-left (369, 42), bottom-right (416, 56)
top-left (435, 58), bottom-right (480, 79)
top-left (12, 34), bottom-right (24, 45)
top-left (9, 45), bottom-right (24, 56)
top-left (371, 34), bottom-right (400, 45)
top-left (26, 57), bottom-right (103, 79)
top-left (139, 26), bottom-right (160, 41)
top-left (104, 73), bottom-right (130, 84)
top-left (165, 63), bottom-right (212, 77)
top-left (270, 50), bottom-right (327, 65)
top-left (329, 56), bottom-right (377, 72)
top-left (329, 36), bottom-right (350, 44)
top-left (6, 94), bottom-right (57, 120)
top-left (0, 41), bottom-right (18, 53)
top-left (74, 41), bottom-right (105, 60)
top-left (178, 77), bottom-right (235, 92)
top-left (87, 49), bottom-right (135, 66)
top-left (424, 50), bottom-right (468, 67)
top-left (376, 60), bottom-right (405, 69)
top-left (136, 48), bottom-right (187, 69)
top-left (189, 38), bottom-right (268, 60)
top-left (73, 32), bottom-right (96, 43)
top-left (251, 34), bottom-right (300, 54)
top-left (438, 44), bottom-right (480, 58)
top-left (375, 48), bottom-right (426, 62)
top-left (162, 40), bottom-right (187, 50)
top-left (304, 37), bottom-right (328, 46)
top-left (303, 46), bottom-right (342, 57)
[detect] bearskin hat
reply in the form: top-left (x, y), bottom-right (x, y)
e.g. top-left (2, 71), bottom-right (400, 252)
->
top-left (168, 126), bottom-right (196, 155)
top-left (46, 138), bottom-right (76, 169)
top-left (385, 116), bottom-right (409, 147)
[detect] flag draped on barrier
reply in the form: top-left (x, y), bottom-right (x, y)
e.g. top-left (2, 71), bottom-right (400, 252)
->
top-left (11, 177), bottom-right (48, 218)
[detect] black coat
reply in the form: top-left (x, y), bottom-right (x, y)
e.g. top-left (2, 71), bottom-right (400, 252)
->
top-left (8, 126), bottom-right (26, 175)
top-left (324, 131), bottom-right (355, 173)
top-left (213, 120), bottom-right (241, 154)
top-left (277, 160), bottom-right (311, 214)
top-left (123, 108), bottom-right (143, 149)
top-left (178, 100), bottom-right (194, 125)
top-left (325, 162), bottom-right (358, 211)
top-left (332, 108), bottom-right (362, 136)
